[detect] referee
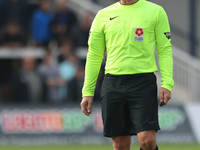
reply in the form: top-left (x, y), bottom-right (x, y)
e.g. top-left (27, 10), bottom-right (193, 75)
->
top-left (81, 0), bottom-right (174, 150)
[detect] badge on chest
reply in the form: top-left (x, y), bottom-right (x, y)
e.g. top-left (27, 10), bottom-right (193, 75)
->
top-left (135, 28), bottom-right (144, 42)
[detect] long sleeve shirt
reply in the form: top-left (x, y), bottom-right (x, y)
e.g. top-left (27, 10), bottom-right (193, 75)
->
top-left (82, 0), bottom-right (174, 97)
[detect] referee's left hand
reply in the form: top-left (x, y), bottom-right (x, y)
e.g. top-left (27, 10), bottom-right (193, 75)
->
top-left (80, 96), bottom-right (93, 116)
top-left (159, 87), bottom-right (171, 106)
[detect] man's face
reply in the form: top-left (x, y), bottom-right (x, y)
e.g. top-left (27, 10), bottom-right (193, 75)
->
top-left (6, 22), bottom-right (20, 35)
top-left (22, 57), bottom-right (36, 72)
top-left (41, 0), bottom-right (51, 12)
top-left (56, 1), bottom-right (67, 12)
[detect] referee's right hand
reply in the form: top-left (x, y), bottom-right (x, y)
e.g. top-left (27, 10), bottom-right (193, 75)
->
top-left (80, 96), bottom-right (93, 116)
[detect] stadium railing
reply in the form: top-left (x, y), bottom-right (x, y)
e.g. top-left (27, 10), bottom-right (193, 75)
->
top-left (173, 46), bottom-right (200, 102)
top-left (0, 48), bottom-right (45, 59)
top-left (68, 0), bottom-right (101, 15)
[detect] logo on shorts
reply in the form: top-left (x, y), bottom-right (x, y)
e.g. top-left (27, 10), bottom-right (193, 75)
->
top-left (148, 121), bottom-right (158, 124)
top-left (135, 28), bottom-right (144, 42)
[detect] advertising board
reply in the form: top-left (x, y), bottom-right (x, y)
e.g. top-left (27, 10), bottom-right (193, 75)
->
top-left (0, 105), bottom-right (197, 144)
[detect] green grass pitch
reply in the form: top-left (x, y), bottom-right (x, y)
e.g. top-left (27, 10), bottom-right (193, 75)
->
top-left (0, 144), bottom-right (199, 150)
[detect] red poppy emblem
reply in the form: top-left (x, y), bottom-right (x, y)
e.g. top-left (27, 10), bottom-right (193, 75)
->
top-left (135, 28), bottom-right (144, 36)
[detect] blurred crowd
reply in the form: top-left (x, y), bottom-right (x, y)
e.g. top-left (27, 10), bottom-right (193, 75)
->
top-left (0, 0), bottom-right (104, 104)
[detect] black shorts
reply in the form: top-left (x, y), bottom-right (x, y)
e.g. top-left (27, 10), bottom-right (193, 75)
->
top-left (101, 73), bottom-right (160, 137)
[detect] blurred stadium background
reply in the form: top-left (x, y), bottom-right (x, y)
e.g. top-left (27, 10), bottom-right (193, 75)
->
top-left (0, 0), bottom-right (200, 149)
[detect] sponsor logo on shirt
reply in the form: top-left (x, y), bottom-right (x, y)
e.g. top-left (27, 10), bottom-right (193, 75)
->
top-left (164, 32), bottom-right (171, 39)
top-left (135, 28), bottom-right (144, 42)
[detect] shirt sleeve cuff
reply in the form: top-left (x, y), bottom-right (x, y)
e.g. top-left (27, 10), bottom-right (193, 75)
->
top-left (161, 84), bottom-right (173, 92)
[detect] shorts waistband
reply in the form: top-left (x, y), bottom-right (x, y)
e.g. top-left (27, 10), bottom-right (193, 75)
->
top-left (105, 73), bottom-right (154, 78)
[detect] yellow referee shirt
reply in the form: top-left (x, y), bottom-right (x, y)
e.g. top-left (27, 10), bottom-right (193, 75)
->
top-left (82, 0), bottom-right (174, 97)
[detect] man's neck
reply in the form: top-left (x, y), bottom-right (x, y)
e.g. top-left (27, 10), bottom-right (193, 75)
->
top-left (120, 0), bottom-right (139, 5)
